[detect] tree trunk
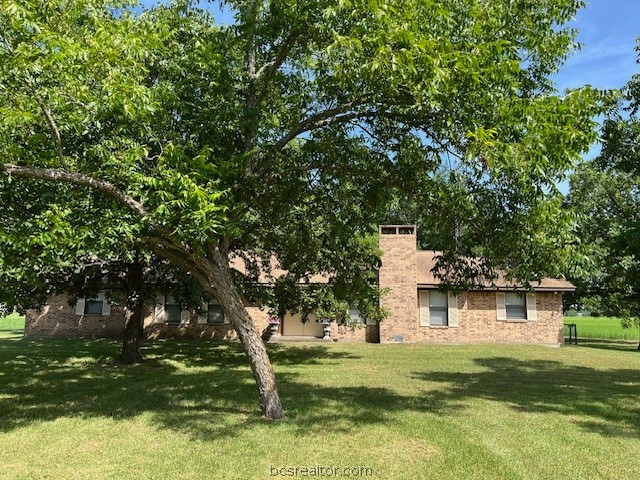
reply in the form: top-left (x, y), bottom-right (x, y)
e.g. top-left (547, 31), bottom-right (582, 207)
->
top-left (205, 256), bottom-right (284, 419)
top-left (149, 242), bottom-right (284, 418)
top-left (118, 255), bottom-right (145, 364)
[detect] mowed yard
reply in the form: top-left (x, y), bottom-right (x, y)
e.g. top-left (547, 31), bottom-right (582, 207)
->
top-left (0, 317), bottom-right (639, 479)
top-left (565, 316), bottom-right (640, 341)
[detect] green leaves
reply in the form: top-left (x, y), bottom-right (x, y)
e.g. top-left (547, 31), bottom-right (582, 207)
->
top-left (141, 144), bottom-right (228, 244)
top-left (0, 0), bottom-right (608, 321)
top-left (567, 165), bottom-right (640, 321)
top-left (567, 39), bottom-right (640, 328)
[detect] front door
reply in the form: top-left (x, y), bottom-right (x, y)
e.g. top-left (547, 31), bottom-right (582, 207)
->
top-left (282, 313), bottom-right (324, 337)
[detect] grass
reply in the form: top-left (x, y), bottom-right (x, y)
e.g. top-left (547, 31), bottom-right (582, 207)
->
top-left (0, 334), bottom-right (638, 479)
top-left (0, 313), bottom-right (25, 332)
top-left (564, 316), bottom-right (640, 341)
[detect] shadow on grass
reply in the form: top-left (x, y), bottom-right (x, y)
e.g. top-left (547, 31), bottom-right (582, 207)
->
top-left (1, 336), bottom-right (639, 441)
top-left (415, 355), bottom-right (640, 438)
top-left (0, 337), bottom-right (378, 440)
top-left (567, 338), bottom-right (640, 353)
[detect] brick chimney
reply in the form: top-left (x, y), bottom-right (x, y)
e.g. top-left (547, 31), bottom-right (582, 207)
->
top-left (378, 225), bottom-right (418, 342)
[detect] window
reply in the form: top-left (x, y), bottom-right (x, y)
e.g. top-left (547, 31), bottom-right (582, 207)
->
top-left (84, 296), bottom-right (104, 315)
top-left (76, 292), bottom-right (110, 316)
top-left (164, 295), bottom-right (182, 324)
top-left (207, 298), bottom-right (225, 324)
top-left (429, 291), bottom-right (448, 326)
top-left (497, 292), bottom-right (536, 321)
top-left (505, 293), bottom-right (526, 320)
top-left (420, 291), bottom-right (458, 327)
top-left (349, 307), bottom-right (377, 326)
top-left (348, 308), bottom-right (366, 325)
top-left (154, 294), bottom-right (188, 324)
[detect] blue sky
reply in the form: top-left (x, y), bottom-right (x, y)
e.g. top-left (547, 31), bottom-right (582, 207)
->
top-left (552, 0), bottom-right (639, 184)
top-left (554, 0), bottom-right (639, 92)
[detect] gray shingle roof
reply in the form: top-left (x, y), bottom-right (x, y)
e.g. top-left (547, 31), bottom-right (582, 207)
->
top-left (416, 251), bottom-right (575, 291)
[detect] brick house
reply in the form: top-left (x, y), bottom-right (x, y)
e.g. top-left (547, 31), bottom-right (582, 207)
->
top-left (378, 225), bottom-right (573, 345)
top-left (25, 225), bottom-right (574, 345)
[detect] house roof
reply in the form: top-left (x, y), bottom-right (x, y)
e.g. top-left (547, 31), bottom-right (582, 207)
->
top-left (229, 254), bottom-right (330, 284)
top-left (229, 250), bottom-right (575, 292)
top-left (416, 251), bottom-right (575, 292)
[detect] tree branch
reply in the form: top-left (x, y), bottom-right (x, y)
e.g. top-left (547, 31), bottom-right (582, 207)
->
top-left (241, 1), bottom-right (261, 153)
top-left (0, 164), bottom-right (148, 218)
top-left (38, 101), bottom-right (65, 166)
top-left (146, 236), bottom-right (214, 293)
top-left (61, 93), bottom-right (93, 112)
top-left (273, 97), bottom-right (374, 151)
top-left (1, 38), bottom-right (66, 166)
top-left (22, 79), bottom-right (66, 168)
top-left (254, 31), bottom-right (299, 103)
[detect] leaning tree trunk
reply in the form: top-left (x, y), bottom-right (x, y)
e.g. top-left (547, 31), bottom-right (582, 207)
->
top-left (118, 255), bottom-right (145, 364)
top-left (150, 242), bottom-right (284, 419)
top-left (205, 255), bottom-right (284, 419)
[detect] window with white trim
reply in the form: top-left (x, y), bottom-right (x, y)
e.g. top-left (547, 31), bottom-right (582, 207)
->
top-left (505, 293), bottom-right (527, 320)
top-left (76, 291), bottom-right (111, 316)
top-left (497, 292), bottom-right (537, 321)
top-left (420, 290), bottom-right (459, 327)
top-left (429, 291), bottom-right (448, 326)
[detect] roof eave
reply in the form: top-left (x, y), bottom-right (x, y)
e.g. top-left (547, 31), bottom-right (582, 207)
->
top-left (416, 284), bottom-right (575, 293)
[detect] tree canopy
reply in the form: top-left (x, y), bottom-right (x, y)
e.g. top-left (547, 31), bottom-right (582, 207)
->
top-left (0, 0), bottom-right (606, 417)
top-left (566, 37), bottom-right (640, 346)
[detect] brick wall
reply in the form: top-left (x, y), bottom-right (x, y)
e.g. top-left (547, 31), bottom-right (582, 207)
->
top-left (26, 229), bottom-right (566, 346)
top-left (25, 294), bottom-right (274, 340)
top-left (377, 226), bottom-right (566, 345)
top-left (329, 323), bottom-right (378, 342)
top-left (25, 292), bottom-right (383, 343)
top-left (25, 294), bottom-right (126, 338)
top-left (408, 291), bottom-right (564, 345)
top-left (144, 304), bottom-right (272, 340)
top-left (378, 226), bottom-right (418, 342)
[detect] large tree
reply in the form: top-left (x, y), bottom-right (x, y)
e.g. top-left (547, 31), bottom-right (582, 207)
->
top-left (0, 177), bottom-right (198, 364)
top-left (567, 165), bottom-right (640, 345)
top-left (1, 0), bottom-right (604, 418)
top-left (567, 38), bottom-right (640, 347)
top-left (0, 180), bottom-right (147, 363)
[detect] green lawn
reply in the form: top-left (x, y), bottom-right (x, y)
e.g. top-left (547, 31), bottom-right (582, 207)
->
top-left (0, 334), bottom-right (638, 479)
top-left (0, 313), bottom-right (25, 331)
top-left (564, 316), bottom-right (640, 341)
